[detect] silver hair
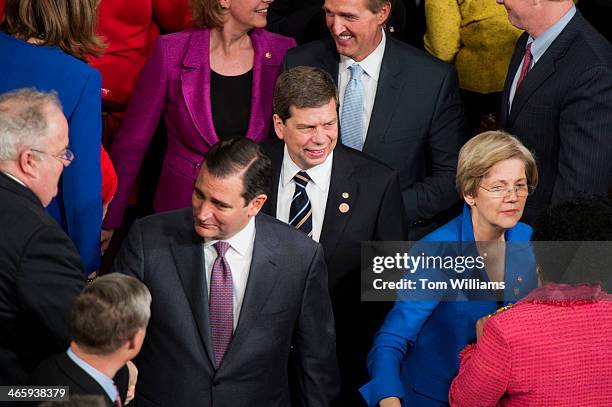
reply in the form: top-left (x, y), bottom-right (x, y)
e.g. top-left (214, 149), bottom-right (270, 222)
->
top-left (0, 88), bottom-right (63, 161)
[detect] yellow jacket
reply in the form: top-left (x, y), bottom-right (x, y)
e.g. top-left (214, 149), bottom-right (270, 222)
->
top-left (424, 0), bottom-right (523, 93)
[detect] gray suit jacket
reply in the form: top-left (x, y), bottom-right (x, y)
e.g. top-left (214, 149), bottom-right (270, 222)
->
top-left (113, 210), bottom-right (339, 407)
top-left (283, 36), bottom-right (466, 236)
top-left (501, 10), bottom-right (612, 224)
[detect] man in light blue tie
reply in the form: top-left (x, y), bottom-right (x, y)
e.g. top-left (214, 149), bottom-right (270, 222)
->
top-left (283, 0), bottom-right (467, 239)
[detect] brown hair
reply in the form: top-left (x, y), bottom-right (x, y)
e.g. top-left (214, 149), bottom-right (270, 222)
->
top-left (190, 0), bottom-right (225, 29)
top-left (1, 0), bottom-right (104, 61)
top-left (456, 131), bottom-right (538, 197)
top-left (273, 66), bottom-right (338, 122)
top-left (366, 0), bottom-right (392, 13)
top-left (71, 273), bottom-right (151, 355)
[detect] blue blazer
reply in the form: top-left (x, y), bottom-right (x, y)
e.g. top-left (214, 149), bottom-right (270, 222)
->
top-left (0, 30), bottom-right (102, 274)
top-left (360, 204), bottom-right (536, 406)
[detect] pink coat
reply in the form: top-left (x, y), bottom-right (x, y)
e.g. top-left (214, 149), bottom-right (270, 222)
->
top-left (449, 283), bottom-right (612, 406)
top-left (104, 28), bottom-right (296, 228)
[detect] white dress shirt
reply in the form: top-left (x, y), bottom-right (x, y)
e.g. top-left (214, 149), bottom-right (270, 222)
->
top-left (276, 145), bottom-right (333, 242)
top-left (203, 216), bottom-right (256, 331)
top-left (338, 29), bottom-right (386, 144)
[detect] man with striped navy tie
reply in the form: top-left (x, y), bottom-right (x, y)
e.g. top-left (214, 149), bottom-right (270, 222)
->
top-left (262, 66), bottom-right (406, 406)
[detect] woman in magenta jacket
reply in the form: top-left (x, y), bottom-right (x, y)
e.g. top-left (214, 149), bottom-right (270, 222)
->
top-left (103, 0), bottom-right (296, 231)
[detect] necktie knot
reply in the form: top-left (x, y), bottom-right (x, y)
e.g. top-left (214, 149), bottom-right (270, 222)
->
top-left (293, 171), bottom-right (311, 189)
top-left (349, 63), bottom-right (364, 81)
top-left (214, 241), bottom-right (230, 257)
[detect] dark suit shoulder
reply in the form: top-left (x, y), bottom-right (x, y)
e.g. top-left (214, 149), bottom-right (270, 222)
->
top-left (337, 145), bottom-right (396, 175)
top-left (256, 213), bottom-right (320, 251)
top-left (133, 208), bottom-right (193, 233)
top-left (284, 37), bottom-right (336, 64)
top-left (572, 14), bottom-right (612, 65)
top-left (385, 36), bottom-right (454, 75)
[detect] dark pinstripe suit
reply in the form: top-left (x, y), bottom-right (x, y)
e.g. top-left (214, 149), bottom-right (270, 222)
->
top-left (501, 10), bottom-right (612, 224)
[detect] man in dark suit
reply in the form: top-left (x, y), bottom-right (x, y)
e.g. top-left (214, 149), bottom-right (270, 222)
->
top-left (283, 0), bottom-right (466, 239)
top-left (28, 273), bottom-right (150, 407)
top-left (499, 0), bottom-right (612, 224)
top-left (261, 66), bottom-right (406, 404)
top-left (0, 89), bottom-right (84, 385)
top-left (113, 138), bottom-right (339, 406)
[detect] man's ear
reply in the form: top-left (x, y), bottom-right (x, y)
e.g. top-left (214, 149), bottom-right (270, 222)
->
top-left (19, 149), bottom-right (40, 178)
top-left (248, 194), bottom-right (268, 217)
top-left (127, 327), bottom-right (147, 355)
top-left (273, 114), bottom-right (285, 141)
top-left (376, 1), bottom-right (392, 25)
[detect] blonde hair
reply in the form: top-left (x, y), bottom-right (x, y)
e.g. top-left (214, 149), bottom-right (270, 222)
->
top-left (456, 131), bottom-right (538, 197)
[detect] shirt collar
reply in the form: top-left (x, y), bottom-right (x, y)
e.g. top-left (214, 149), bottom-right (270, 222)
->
top-left (339, 29), bottom-right (386, 81)
top-left (280, 144), bottom-right (334, 190)
top-left (1, 170), bottom-right (26, 187)
top-left (204, 215), bottom-right (255, 257)
top-left (66, 348), bottom-right (118, 402)
top-left (530, 5), bottom-right (576, 62)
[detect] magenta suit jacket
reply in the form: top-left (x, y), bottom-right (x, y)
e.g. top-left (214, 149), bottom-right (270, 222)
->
top-left (104, 28), bottom-right (296, 228)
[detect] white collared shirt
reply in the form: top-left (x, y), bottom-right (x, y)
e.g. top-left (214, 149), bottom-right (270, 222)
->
top-left (338, 29), bottom-right (386, 144)
top-left (203, 216), bottom-right (256, 331)
top-left (276, 145), bottom-right (333, 242)
top-left (1, 171), bottom-right (26, 187)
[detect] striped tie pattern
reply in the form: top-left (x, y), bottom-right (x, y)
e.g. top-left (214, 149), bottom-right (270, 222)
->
top-left (289, 171), bottom-right (312, 237)
top-left (209, 241), bottom-right (233, 368)
top-left (341, 63), bottom-right (365, 151)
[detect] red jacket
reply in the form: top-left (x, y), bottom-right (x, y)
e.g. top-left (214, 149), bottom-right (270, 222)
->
top-left (89, 0), bottom-right (192, 104)
top-left (450, 283), bottom-right (612, 406)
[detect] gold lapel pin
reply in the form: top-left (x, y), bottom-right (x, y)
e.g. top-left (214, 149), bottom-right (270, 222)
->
top-left (339, 203), bottom-right (349, 213)
top-left (265, 52), bottom-right (272, 59)
top-left (342, 192), bottom-right (349, 199)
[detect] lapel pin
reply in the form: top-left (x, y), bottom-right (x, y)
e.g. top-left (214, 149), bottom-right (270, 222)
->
top-left (265, 52), bottom-right (272, 59)
top-left (342, 192), bottom-right (349, 199)
top-left (339, 203), bottom-right (349, 213)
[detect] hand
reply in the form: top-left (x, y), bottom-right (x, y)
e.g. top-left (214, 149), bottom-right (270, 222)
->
top-left (100, 228), bottom-right (115, 255)
top-left (379, 397), bottom-right (401, 407)
top-left (476, 314), bottom-right (492, 341)
top-left (125, 360), bottom-right (138, 405)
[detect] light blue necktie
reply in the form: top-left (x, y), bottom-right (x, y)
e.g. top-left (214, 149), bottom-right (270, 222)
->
top-left (341, 64), bottom-right (365, 151)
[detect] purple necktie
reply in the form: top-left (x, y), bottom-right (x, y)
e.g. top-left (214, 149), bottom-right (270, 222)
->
top-left (209, 241), bottom-right (233, 368)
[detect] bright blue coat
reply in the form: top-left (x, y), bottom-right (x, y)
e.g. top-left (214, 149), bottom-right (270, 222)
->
top-left (0, 30), bottom-right (102, 273)
top-left (360, 204), bottom-right (536, 406)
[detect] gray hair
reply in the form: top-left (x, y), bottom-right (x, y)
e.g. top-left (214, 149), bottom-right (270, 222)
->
top-left (0, 88), bottom-right (63, 161)
top-left (71, 273), bottom-right (152, 355)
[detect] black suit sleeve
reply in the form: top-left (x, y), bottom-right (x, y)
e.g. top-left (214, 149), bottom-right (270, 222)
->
top-left (552, 64), bottom-right (612, 203)
top-left (18, 226), bottom-right (84, 352)
top-left (404, 66), bottom-right (464, 222)
top-left (294, 244), bottom-right (340, 406)
top-left (374, 171), bottom-right (408, 241)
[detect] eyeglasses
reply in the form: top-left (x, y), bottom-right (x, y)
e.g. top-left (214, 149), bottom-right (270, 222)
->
top-left (31, 148), bottom-right (75, 167)
top-left (479, 184), bottom-right (535, 198)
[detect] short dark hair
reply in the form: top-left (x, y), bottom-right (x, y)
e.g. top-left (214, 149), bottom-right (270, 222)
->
top-left (273, 66), bottom-right (338, 122)
top-left (204, 138), bottom-right (272, 203)
top-left (71, 274), bottom-right (151, 355)
top-left (532, 197), bottom-right (612, 287)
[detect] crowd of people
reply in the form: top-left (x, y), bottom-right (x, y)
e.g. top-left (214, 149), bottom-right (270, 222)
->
top-left (1, 0), bottom-right (612, 406)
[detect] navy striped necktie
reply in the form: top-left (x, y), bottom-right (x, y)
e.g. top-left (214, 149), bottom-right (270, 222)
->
top-left (289, 171), bottom-right (312, 237)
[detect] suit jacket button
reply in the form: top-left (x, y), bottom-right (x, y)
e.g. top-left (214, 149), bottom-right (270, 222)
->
top-left (213, 380), bottom-right (221, 386)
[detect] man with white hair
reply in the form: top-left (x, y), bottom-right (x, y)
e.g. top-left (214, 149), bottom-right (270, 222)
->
top-left (498, 0), bottom-right (612, 224)
top-left (0, 88), bottom-right (84, 385)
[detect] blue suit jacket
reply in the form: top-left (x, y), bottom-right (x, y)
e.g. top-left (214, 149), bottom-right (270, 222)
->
top-left (0, 30), bottom-right (102, 273)
top-left (360, 204), bottom-right (536, 406)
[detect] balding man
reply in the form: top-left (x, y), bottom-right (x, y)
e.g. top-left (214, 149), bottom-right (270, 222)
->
top-left (498, 0), bottom-right (612, 224)
top-left (0, 89), bottom-right (84, 384)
